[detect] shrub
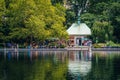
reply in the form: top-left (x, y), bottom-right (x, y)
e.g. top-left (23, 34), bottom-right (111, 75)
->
top-left (93, 43), bottom-right (102, 48)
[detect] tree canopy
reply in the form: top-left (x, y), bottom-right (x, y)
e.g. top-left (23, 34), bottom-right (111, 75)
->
top-left (0, 0), bottom-right (68, 44)
top-left (64, 0), bottom-right (120, 43)
top-left (0, 0), bottom-right (120, 44)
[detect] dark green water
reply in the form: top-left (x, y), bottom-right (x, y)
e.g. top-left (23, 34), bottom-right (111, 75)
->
top-left (0, 50), bottom-right (120, 80)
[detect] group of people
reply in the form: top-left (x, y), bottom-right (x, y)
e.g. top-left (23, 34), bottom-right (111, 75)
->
top-left (6, 43), bottom-right (18, 48)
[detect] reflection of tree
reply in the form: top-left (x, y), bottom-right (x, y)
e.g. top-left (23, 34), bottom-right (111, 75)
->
top-left (2, 51), bottom-right (120, 80)
top-left (84, 52), bottom-right (120, 80)
top-left (0, 52), bottom-right (68, 80)
top-left (113, 55), bottom-right (120, 80)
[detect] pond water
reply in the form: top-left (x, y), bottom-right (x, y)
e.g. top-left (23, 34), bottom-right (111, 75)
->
top-left (0, 50), bottom-right (120, 80)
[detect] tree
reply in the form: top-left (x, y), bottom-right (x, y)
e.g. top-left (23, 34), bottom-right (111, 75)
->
top-left (92, 21), bottom-right (113, 42)
top-left (110, 2), bottom-right (120, 42)
top-left (64, 0), bottom-right (90, 27)
top-left (0, 0), bottom-right (68, 44)
top-left (81, 13), bottom-right (95, 28)
top-left (0, 0), bottom-right (6, 42)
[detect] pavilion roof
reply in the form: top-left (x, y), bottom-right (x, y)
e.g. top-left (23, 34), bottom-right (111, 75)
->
top-left (67, 23), bottom-right (91, 36)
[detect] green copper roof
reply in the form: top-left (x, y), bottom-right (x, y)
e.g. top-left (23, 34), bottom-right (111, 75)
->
top-left (67, 23), bottom-right (91, 36)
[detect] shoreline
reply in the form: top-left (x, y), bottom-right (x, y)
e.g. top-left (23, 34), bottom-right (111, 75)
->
top-left (0, 47), bottom-right (120, 51)
top-left (92, 48), bottom-right (120, 51)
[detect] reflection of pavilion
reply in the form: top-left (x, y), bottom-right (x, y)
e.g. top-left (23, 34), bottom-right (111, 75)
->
top-left (68, 51), bottom-right (92, 77)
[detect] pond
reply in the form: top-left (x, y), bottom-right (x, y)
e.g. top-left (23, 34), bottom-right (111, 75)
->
top-left (0, 50), bottom-right (120, 80)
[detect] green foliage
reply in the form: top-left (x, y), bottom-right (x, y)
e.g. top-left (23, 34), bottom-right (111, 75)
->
top-left (0, 0), bottom-right (6, 42)
top-left (106, 41), bottom-right (115, 46)
top-left (109, 2), bottom-right (120, 42)
top-left (92, 21), bottom-right (113, 42)
top-left (106, 41), bottom-right (120, 47)
top-left (93, 43), bottom-right (106, 48)
top-left (65, 0), bottom-right (120, 43)
top-left (0, 0), bottom-right (120, 44)
top-left (93, 41), bottom-right (120, 48)
top-left (0, 0), bottom-right (68, 44)
top-left (65, 10), bottom-right (76, 28)
top-left (81, 13), bottom-right (95, 27)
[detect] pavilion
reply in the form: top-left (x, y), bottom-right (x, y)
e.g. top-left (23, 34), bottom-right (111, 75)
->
top-left (67, 23), bottom-right (91, 47)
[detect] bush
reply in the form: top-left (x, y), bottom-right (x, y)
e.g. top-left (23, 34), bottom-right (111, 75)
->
top-left (93, 44), bottom-right (101, 48)
top-left (106, 41), bottom-right (115, 46)
top-left (106, 41), bottom-right (120, 47)
top-left (60, 44), bottom-right (66, 48)
top-left (93, 43), bottom-right (106, 48)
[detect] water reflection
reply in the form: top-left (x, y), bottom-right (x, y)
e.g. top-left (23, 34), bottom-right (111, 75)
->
top-left (0, 50), bottom-right (69, 80)
top-left (1, 50), bottom-right (120, 80)
top-left (90, 51), bottom-right (120, 80)
top-left (68, 51), bottom-right (92, 80)
top-left (0, 50), bottom-right (92, 80)
top-left (1, 50), bottom-right (69, 62)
